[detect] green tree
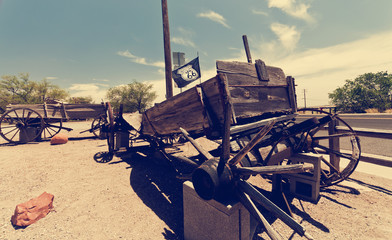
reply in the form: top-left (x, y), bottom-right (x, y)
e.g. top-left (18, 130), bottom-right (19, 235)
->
top-left (106, 81), bottom-right (157, 113)
top-left (0, 73), bottom-right (36, 104)
top-left (0, 73), bottom-right (70, 111)
top-left (34, 78), bottom-right (69, 103)
top-left (329, 71), bottom-right (392, 113)
top-left (68, 96), bottom-right (94, 104)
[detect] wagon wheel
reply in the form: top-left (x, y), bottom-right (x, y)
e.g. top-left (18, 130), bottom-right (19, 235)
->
top-left (106, 102), bottom-right (115, 154)
top-left (41, 119), bottom-right (62, 140)
top-left (0, 107), bottom-right (44, 143)
top-left (295, 108), bottom-right (361, 187)
top-left (91, 114), bottom-right (107, 139)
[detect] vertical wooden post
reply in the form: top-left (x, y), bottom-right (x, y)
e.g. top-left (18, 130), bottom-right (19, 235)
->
top-left (286, 76), bottom-right (297, 112)
top-left (161, 0), bottom-right (173, 99)
top-left (328, 119), bottom-right (340, 171)
top-left (242, 35), bottom-right (252, 63)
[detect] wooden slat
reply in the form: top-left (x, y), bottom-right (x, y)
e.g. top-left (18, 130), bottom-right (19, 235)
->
top-left (286, 76), bottom-right (297, 112)
top-left (6, 103), bottom-right (106, 120)
top-left (216, 60), bottom-right (286, 86)
top-left (142, 87), bottom-right (209, 136)
top-left (229, 86), bottom-right (292, 118)
top-left (255, 59), bottom-right (269, 81)
top-left (200, 76), bottom-right (225, 126)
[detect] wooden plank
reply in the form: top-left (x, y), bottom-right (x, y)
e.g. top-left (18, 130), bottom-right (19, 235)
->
top-left (229, 86), bottom-right (292, 118)
top-left (286, 76), bottom-right (297, 112)
top-left (64, 104), bottom-right (106, 119)
top-left (142, 87), bottom-right (209, 136)
top-left (242, 35), bottom-right (252, 63)
top-left (180, 127), bottom-right (213, 160)
top-left (216, 61), bottom-right (286, 86)
top-left (6, 104), bottom-right (64, 119)
top-left (200, 76), bottom-right (225, 125)
top-left (255, 59), bottom-right (269, 81)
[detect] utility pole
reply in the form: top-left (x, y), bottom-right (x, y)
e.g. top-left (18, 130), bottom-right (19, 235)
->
top-left (161, 0), bottom-right (173, 99)
top-left (303, 89), bottom-right (307, 108)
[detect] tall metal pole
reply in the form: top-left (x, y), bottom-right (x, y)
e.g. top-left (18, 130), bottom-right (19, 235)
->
top-left (161, 0), bottom-right (173, 99)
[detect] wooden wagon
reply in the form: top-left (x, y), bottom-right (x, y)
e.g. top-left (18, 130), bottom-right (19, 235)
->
top-left (98, 57), bottom-right (362, 239)
top-left (103, 58), bottom-right (360, 188)
top-left (0, 102), bottom-right (108, 143)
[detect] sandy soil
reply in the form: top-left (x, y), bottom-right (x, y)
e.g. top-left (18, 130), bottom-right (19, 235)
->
top-left (1, 120), bottom-right (391, 240)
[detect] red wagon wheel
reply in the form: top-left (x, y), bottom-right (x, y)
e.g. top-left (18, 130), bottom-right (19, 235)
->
top-left (0, 107), bottom-right (44, 143)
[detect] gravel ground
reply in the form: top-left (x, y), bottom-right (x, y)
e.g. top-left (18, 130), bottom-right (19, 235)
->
top-left (0, 120), bottom-right (391, 240)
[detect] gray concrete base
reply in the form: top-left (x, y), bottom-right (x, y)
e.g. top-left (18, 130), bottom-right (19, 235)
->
top-left (183, 181), bottom-right (257, 240)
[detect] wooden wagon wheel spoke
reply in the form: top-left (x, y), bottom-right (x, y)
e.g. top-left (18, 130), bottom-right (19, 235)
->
top-left (298, 108), bottom-right (361, 187)
top-left (0, 107), bottom-right (44, 143)
top-left (42, 120), bottom-right (63, 140)
top-left (313, 144), bottom-right (358, 162)
top-left (3, 126), bottom-right (20, 136)
top-left (6, 128), bottom-right (21, 142)
top-left (91, 115), bottom-right (108, 139)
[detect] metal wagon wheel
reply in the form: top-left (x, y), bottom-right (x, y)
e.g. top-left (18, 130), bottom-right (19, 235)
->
top-left (0, 107), bottom-right (44, 143)
top-left (91, 114), bottom-right (108, 139)
top-left (294, 108), bottom-right (361, 187)
top-left (41, 119), bottom-right (63, 140)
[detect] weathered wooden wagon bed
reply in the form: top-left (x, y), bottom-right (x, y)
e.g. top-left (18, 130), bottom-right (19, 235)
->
top-left (0, 103), bottom-right (108, 143)
top-left (105, 59), bottom-right (360, 189)
top-left (142, 60), bottom-right (296, 138)
top-left (100, 57), bottom-right (362, 239)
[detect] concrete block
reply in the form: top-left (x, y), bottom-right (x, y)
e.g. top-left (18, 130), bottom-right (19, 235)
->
top-left (183, 181), bottom-right (257, 240)
top-left (279, 153), bottom-right (321, 202)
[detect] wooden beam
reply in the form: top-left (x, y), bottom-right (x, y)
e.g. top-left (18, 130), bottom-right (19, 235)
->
top-left (236, 163), bottom-right (311, 176)
top-left (242, 35), bottom-right (252, 63)
top-left (228, 121), bottom-right (275, 166)
top-left (238, 179), bottom-right (313, 240)
top-left (161, 0), bottom-right (173, 99)
top-left (180, 127), bottom-right (213, 160)
top-left (236, 188), bottom-right (282, 240)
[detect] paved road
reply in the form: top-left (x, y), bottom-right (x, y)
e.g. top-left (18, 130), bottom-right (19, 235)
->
top-left (298, 113), bottom-right (392, 130)
top-left (297, 113), bottom-right (392, 157)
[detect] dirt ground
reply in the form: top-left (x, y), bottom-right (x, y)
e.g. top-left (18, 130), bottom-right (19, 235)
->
top-left (0, 120), bottom-right (391, 240)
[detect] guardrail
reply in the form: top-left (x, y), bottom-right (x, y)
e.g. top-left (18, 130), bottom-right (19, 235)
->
top-left (335, 126), bottom-right (392, 167)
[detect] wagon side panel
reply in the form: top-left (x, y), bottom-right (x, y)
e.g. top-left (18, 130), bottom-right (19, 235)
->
top-left (64, 104), bottom-right (106, 120)
top-left (142, 87), bottom-right (209, 136)
top-left (216, 60), bottom-right (296, 119)
top-left (6, 104), bottom-right (64, 119)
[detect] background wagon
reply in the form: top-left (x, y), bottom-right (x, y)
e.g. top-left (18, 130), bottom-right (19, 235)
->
top-left (0, 102), bottom-right (108, 143)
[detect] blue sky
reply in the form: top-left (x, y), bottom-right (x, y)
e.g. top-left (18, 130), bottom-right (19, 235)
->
top-left (1, 0), bottom-right (392, 107)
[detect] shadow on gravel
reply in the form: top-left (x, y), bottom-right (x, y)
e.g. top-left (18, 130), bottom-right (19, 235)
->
top-left (111, 149), bottom-right (185, 240)
top-left (347, 178), bottom-right (392, 196)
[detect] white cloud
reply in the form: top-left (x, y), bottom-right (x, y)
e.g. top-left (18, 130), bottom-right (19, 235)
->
top-left (117, 50), bottom-right (165, 68)
top-left (45, 77), bottom-right (58, 80)
top-left (171, 37), bottom-right (196, 48)
top-left (197, 10), bottom-right (230, 29)
top-left (252, 9), bottom-right (268, 16)
top-left (69, 83), bottom-right (108, 103)
top-left (271, 31), bottom-right (392, 107)
top-left (266, 0), bottom-right (314, 23)
top-left (270, 23), bottom-right (301, 51)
